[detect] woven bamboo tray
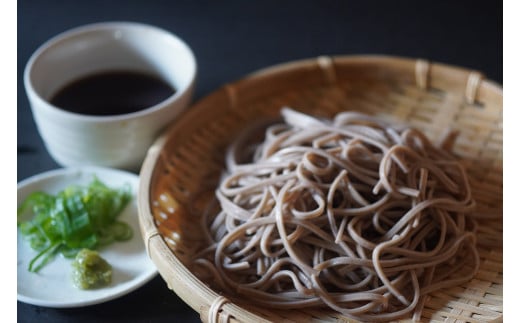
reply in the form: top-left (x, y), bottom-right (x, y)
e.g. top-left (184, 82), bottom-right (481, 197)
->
top-left (138, 55), bottom-right (503, 322)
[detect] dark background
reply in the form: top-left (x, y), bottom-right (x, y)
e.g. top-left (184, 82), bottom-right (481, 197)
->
top-left (17, 1), bottom-right (502, 322)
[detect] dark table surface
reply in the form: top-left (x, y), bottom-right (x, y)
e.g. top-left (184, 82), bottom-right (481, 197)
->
top-left (17, 1), bottom-right (502, 322)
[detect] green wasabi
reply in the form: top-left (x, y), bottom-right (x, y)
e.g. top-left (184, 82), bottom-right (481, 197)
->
top-left (72, 249), bottom-right (112, 289)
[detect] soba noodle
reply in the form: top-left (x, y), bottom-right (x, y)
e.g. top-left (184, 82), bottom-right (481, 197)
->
top-left (193, 108), bottom-right (479, 322)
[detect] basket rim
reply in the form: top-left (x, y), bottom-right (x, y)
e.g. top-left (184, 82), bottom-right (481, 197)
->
top-left (137, 54), bottom-right (503, 323)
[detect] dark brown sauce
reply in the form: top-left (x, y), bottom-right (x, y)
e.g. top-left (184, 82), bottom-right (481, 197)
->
top-left (50, 70), bottom-right (176, 116)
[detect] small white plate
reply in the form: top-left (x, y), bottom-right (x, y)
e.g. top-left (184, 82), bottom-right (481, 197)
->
top-left (17, 166), bottom-right (157, 308)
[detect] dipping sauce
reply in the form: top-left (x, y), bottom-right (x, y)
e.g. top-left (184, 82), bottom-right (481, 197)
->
top-left (50, 70), bottom-right (176, 116)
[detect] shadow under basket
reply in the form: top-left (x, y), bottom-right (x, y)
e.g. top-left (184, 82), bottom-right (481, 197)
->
top-left (138, 55), bottom-right (503, 322)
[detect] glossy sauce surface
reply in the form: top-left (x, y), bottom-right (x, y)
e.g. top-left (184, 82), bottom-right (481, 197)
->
top-left (50, 70), bottom-right (176, 116)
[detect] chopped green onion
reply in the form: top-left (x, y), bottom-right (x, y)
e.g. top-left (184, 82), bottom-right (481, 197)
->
top-left (17, 177), bottom-right (133, 272)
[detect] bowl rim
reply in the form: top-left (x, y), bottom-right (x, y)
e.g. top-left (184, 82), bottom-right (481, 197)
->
top-left (23, 21), bottom-right (198, 122)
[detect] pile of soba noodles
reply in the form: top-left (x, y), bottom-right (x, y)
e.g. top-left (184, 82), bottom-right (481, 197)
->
top-left (193, 108), bottom-right (479, 322)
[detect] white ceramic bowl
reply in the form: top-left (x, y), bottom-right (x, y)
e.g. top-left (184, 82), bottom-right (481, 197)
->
top-left (24, 21), bottom-right (197, 171)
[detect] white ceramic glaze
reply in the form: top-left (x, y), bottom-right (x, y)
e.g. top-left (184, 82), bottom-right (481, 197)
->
top-left (17, 166), bottom-right (157, 308)
top-left (24, 22), bottom-right (197, 171)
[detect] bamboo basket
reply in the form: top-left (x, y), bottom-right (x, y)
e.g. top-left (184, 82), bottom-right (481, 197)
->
top-left (137, 55), bottom-right (503, 322)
